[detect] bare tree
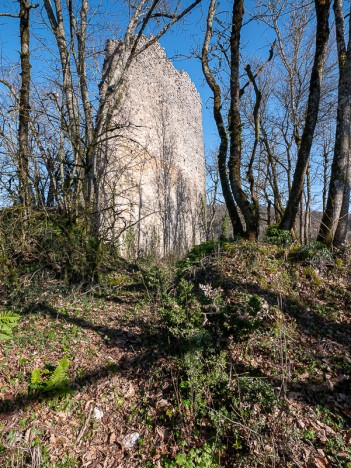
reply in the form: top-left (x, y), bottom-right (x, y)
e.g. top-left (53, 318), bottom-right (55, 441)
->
top-left (227, 0), bottom-right (260, 240)
top-left (201, 0), bottom-right (244, 238)
top-left (37, 0), bottom-right (202, 281)
top-left (279, 0), bottom-right (332, 231)
top-left (202, 0), bottom-right (275, 240)
top-left (0, 1), bottom-right (38, 217)
top-left (318, 0), bottom-right (351, 247)
top-left (204, 152), bottom-right (221, 241)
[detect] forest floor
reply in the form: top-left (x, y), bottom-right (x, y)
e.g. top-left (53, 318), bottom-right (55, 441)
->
top-left (0, 241), bottom-right (351, 467)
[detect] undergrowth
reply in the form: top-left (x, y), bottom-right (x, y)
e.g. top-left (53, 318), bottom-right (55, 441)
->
top-left (140, 239), bottom-right (351, 465)
top-left (0, 237), bottom-right (350, 466)
top-left (29, 357), bottom-right (71, 396)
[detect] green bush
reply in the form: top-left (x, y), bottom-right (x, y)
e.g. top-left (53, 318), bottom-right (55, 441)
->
top-left (0, 208), bottom-right (108, 285)
top-left (140, 262), bottom-right (173, 301)
top-left (176, 241), bottom-right (220, 278)
top-left (266, 224), bottom-right (292, 246)
top-left (289, 241), bottom-right (333, 267)
top-left (248, 294), bottom-right (262, 313)
top-left (233, 377), bottom-right (277, 414)
top-left (162, 279), bottom-right (205, 341)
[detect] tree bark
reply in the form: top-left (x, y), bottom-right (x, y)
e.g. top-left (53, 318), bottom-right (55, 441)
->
top-left (334, 156), bottom-right (350, 245)
top-left (202, 0), bottom-right (244, 237)
top-left (228, 0), bottom-right (259, 240)
top-left (318, 0), bottom-right (351, 246)
top-left (261, 126), bottom-right (284, 220)
top-left (280, 0), bottom-right (331, 231)
top-left (18, 0), bottom-right (32, 212)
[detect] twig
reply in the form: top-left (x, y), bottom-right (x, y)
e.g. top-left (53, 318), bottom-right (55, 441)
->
top-left (204, 405), bottom-right (260, 436)
top-left (76, 404), bottom-right (94, 446)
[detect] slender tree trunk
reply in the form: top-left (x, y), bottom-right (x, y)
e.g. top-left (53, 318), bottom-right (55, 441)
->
top-left (334, 156), bottom-right (350, 245)
top-left (280, 0), bottom-right (331, 231)
top-left (267, 199), bottom-right (272, 226)
top-left (304, 166), bottom-right (311, 243)
top-left (202, 0), bottom-right (244, 237)
top-left (18, 0), bottom-right (32, 214)
top-left (261, 126), bottom-right (284, 220)
top-left (228, 0), bottom-right (259, 240)
top-left (43, 0), bottom-right (83, 213)
top-left (245, 64), bottom-right (261, 233)
top-left (322, 144), bottom-right (329, 213)
top-left (318, 0), bottom-right (351, 246)
top-left (299, 197), bottom-right (304, 243)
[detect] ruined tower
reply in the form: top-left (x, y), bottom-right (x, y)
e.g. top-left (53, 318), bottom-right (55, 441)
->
top-left (99, 38), bottom-right (206, 256)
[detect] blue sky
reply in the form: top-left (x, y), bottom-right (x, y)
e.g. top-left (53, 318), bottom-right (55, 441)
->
top-left (0, 0), bottom-right (274, 155)
top-left (159, 1), bottom-right (274, 153)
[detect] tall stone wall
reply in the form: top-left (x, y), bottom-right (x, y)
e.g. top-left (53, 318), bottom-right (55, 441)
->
top-left (99, 38), bottom-right (206, 256)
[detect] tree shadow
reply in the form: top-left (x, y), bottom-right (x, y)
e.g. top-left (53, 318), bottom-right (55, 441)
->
top-left (1, 279), bottom-right (350, 427)
top-left (0, 348), bottom-right (164, 416)
top-left (196, 259), bottom-right (351, 348)
top-left (1, 300), bottom-right (171, 416)
top-left (2, 319), bottom-right (349, 427)
top-left (20, 301), bottom-right (165, 349)
top-left (229, 279), bottom-right (351, 348)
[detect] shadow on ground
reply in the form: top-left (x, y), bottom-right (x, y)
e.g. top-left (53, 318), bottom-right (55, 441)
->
top-left (1, 285), bottom-right (350, 424)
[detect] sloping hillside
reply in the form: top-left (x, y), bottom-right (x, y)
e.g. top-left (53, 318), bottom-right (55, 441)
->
top-left (0, 241), bottom-right (350, 466)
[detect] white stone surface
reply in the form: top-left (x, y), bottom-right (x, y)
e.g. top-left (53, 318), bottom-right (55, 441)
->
top-left (93, 407), bottom-right (104, 420)
top-left (122, 432), bottom-right (140, 448)
top-left (99, 38), bottom-right (206, 256)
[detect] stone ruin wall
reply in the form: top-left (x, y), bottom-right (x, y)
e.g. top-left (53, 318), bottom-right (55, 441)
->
top-left (99, 39), bottom-right (206, 256)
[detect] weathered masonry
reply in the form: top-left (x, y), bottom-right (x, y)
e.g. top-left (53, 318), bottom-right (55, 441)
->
top-left (99, 38), bottom-right (206, 256)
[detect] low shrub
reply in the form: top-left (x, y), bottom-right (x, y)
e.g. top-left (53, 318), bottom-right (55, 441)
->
top-left (289, 241), bottom-right (334, 268)
top-left (266, 224), bottom-right (292, 246)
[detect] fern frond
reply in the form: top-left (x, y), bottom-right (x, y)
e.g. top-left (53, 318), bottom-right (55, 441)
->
top-left (31, 368), bottom-right (41, 385)
top-left (0, 323), bottom-right (12, 334)
top-left (28, 357), bottom-right (71, 396)
top-left (47, 357), bottom-right (69, 388)
top-left (0, 311), bottom-right (20, 324)
top-left (0, 312), bottom-right (20, 340)
top-left (0, 332), bottom-right (11, 340)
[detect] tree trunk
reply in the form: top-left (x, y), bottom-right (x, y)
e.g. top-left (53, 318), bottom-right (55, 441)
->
top-left (18, 0), bottom-right (32, 213)
top-left (261, 126), bottom-right (284, 220)
top-left (202, 0), bottom-right (244, 237)
top-left (322, 143), bottom-right (329, 213)
top-left (280, 0), bottom-right (331, 231)
top-left (304, 166), bottom-right (311, 243)
top-left (334, 156), bottom-right (350, 245)
top-left (318, 0), bottom-right (351, 246)
top-left (228, 0), bottom-right (259, 240)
